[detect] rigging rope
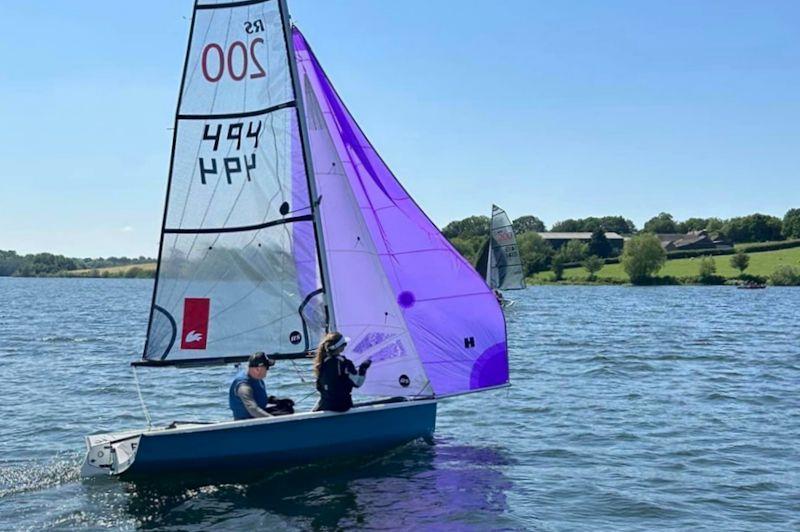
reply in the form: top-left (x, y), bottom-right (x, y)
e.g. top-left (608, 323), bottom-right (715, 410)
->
top-left (289, 358), bottom-right (319, 408)
top-left (297, 389), bottom-right (318, 407)
top-left (289, 358), bottom-right (309, 384)
top-left (132, 365), bottom-right (153, 429)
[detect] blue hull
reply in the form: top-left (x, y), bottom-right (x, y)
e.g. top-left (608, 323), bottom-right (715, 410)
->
top-left (119, 400), bottom-right (436, 478)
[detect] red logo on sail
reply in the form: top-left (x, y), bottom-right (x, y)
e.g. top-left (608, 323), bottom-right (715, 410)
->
top-left (181, 298), bottom-right (210, 350)
top-left (495, 230), bottom-right (513, 242)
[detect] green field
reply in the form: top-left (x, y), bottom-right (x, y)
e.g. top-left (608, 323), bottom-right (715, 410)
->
top-left (531, 246), bottom-right (800, 283)
top-left (63, 262), bottom-right (157, 277)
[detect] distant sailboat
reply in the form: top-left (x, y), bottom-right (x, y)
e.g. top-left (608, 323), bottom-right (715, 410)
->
top-left (82, 0), bottom-right (508, 478)
top-left (475, 205), bottom-right (525, 307)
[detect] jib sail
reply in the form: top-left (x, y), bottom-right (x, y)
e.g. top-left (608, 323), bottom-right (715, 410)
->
top-left (294, 29), bottom-right (509, 397)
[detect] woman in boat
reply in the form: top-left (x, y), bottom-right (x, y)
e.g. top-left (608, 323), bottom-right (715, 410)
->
top-left (312, 332), bottom-right (371, 412)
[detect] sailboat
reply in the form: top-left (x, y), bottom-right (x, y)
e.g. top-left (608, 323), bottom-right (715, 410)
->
top-left (475, 205), bottom-right (526, 307)
top-left (81, 0), bottom-right (508, 478)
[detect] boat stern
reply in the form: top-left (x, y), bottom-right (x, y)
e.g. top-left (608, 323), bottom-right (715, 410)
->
top-left (80, 430), bottom-right (143, 477)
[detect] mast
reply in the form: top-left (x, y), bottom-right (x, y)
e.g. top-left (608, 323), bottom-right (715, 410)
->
top-left (279, 0), bottom-right (337, 332)
top-left (486, 205), bottom-right (494, 286)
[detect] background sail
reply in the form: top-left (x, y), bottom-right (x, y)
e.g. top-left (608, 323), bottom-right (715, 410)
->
top-left (294, 29), bottom-right (509, 397)
top-left (143, 0), bottom-right (326, 363)
top-left (489, 205), bottom-right (526, 290)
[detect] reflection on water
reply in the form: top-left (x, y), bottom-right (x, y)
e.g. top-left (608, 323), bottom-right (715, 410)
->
top-left (106, 439), bottom-right (516, 530)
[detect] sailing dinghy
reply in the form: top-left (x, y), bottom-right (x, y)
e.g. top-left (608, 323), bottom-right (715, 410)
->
top-left (82, 0), bottom-right (508, 478)
top-left (475, 205), bottom-right (526, 307)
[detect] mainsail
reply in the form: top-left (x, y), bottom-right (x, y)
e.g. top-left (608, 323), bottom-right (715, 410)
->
top-left (139, 0), bottom-right (509, 398)
top-left (476, 205), bottom-right (525, 291)
top-left (142, 0), bottom-right (327, 364)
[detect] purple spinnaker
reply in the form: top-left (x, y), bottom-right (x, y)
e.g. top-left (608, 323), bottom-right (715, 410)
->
top-left (293, 28), bottom-right (508, 396)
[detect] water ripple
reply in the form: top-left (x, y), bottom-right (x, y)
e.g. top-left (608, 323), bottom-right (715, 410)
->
top-left (1, 281), bottom-right (799, 530)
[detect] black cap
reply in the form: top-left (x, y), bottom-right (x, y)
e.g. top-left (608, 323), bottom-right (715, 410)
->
top-left (249, 352), bottom-right (275, 368)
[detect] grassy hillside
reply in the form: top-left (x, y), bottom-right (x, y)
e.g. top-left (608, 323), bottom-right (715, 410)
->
top-left (63, 262), bottom-right (157, 278)
top-left (532, 246), bottom-right (800, 283)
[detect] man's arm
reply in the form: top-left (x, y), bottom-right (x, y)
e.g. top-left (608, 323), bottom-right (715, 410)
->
top-left (236, 382), bottom-right (272, 418)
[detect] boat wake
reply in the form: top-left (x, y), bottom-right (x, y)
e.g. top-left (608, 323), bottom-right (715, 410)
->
top-left (0, 453), bottom-right (81, 499)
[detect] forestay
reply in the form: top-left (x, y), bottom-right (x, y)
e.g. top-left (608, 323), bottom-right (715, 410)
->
top-left (294, 29), bottom-right (509, 397)
top-left (142, 0), bottom-right (326, 364)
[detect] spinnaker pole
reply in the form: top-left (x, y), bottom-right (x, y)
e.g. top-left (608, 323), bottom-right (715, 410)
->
top-left (279, 0), bottom-right (337, 332)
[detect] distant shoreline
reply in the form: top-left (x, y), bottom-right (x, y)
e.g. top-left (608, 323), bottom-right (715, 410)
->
top-left (528, 243), bottom-right (800, 287)
top-left (526, 279), bottom-right (768, 287)
top-left (4, 239), bottom-right (799, 287)
top-left (1, 263), bottom-right (157, 279)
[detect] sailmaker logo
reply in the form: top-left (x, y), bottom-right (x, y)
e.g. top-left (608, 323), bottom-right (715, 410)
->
top-left (181, 298), bottom-right (210, 350)
top-left (185, 330), bottom-right (204, 344)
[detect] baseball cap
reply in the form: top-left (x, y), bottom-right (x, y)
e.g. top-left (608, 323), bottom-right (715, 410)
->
top-left (249, 352), bottom-right (276, 368)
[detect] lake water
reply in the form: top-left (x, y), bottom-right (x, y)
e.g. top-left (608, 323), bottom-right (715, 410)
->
top-left (0, 278), bottom-right (798, 530)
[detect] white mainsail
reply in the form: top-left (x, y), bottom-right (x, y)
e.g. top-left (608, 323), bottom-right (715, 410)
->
top-left (142, 0), bottom-right (327, 364)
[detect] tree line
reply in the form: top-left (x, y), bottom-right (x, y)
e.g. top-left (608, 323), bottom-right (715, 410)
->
top-left (640, 211), bottom-right (800, 242)
top-left (4, 208), bottom-right (799, 281)
top-left (618, 233), bottom-right (800, 286)
top-left (0, 250), bottom-right (154, 277)
top-left (443, 208), bottom-right (800, 278)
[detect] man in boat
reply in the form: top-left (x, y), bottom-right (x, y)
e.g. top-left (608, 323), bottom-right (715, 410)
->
top-left (312, 332), bottom-right (371, 412)
top-left (229, 352), bottom-right (294, 420)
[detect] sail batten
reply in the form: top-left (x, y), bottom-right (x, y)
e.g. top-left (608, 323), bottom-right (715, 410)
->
top-left (176, 100), bottom-right (296, 121)
top-left (196, 0), bottom-right (274, 10)
top-left (164, 214), bottom-right (313, 234)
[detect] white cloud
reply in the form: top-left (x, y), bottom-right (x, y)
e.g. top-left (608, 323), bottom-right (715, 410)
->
top-left (121, 226), bottom-right (134, 232)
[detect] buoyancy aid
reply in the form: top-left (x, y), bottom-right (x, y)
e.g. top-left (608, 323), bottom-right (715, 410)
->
top-left (229, 372), bottom-right (269, 420)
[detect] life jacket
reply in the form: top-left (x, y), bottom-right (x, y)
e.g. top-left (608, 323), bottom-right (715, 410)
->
top-left (316, 354), bottom-right (356, 412)
top-left (229, 372), bottom-right (268, 420)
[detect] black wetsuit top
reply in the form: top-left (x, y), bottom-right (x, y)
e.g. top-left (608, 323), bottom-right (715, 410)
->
top-left (316, 355), bottom-right (359, 412)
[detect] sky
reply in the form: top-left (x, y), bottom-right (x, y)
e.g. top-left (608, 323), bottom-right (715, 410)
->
top-left (0, 0), bottom-right (798, 257)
